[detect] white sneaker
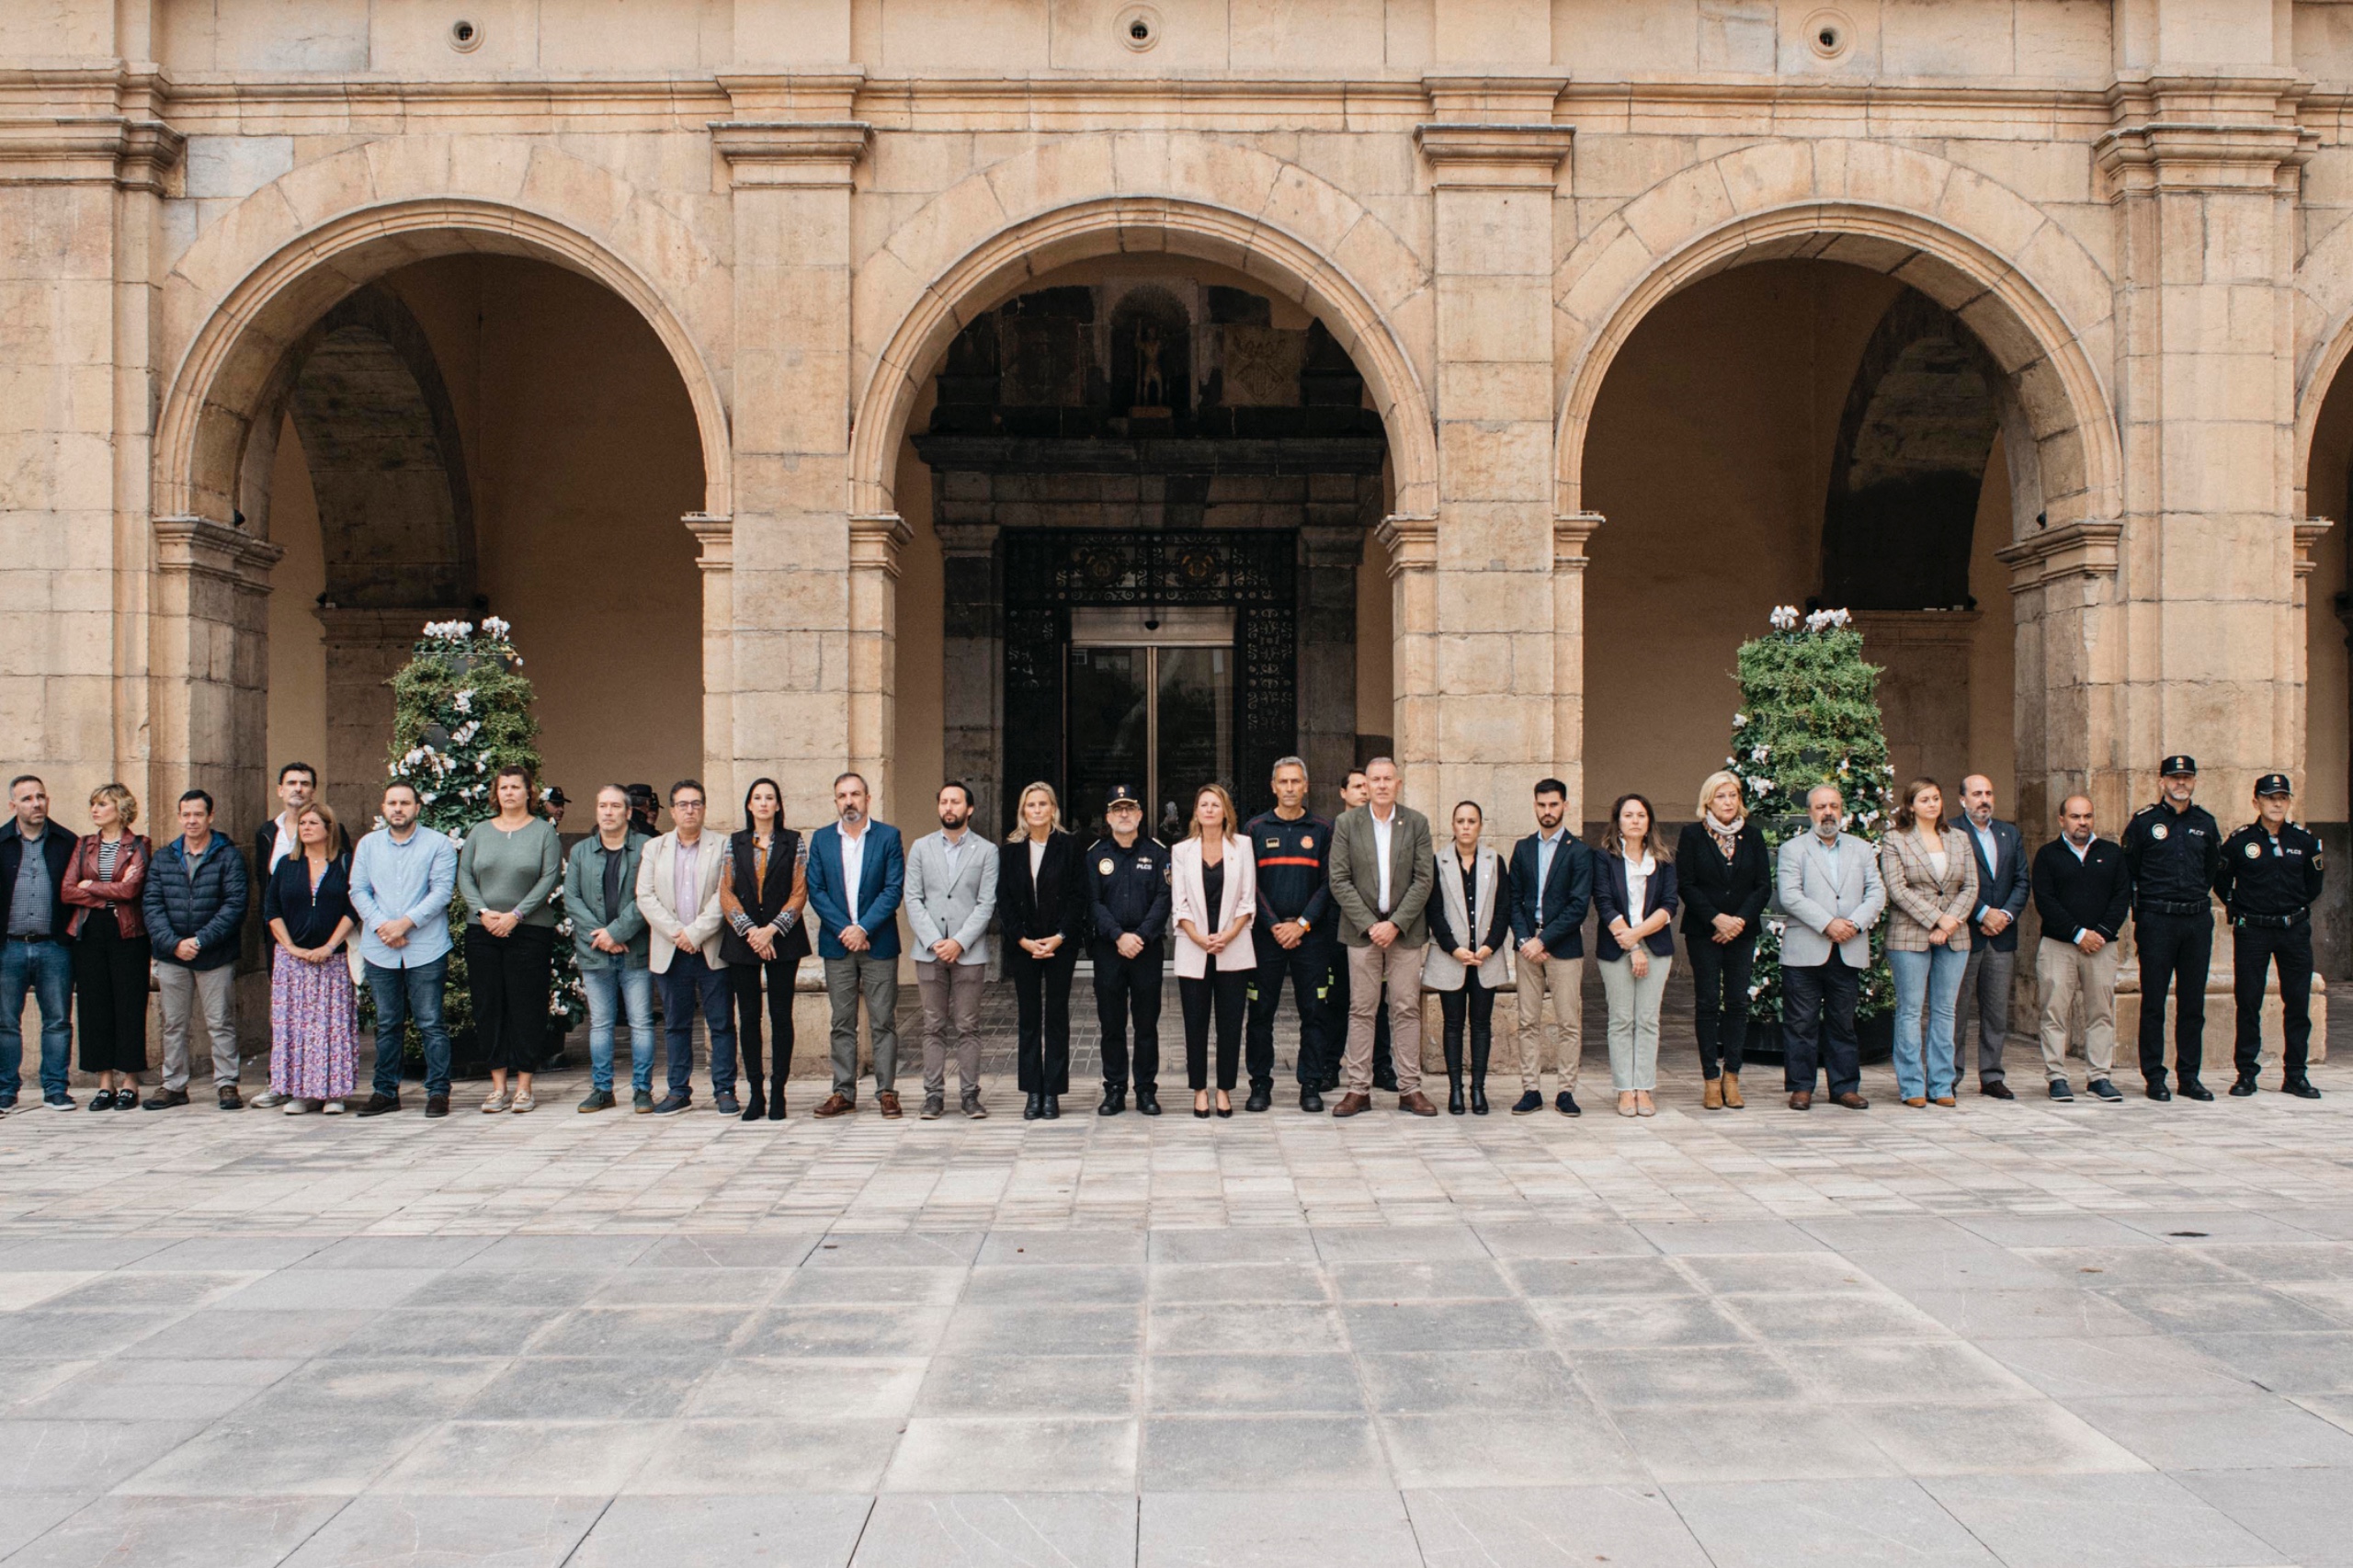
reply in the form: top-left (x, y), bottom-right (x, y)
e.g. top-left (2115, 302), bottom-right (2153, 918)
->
top-left (249, 1091), bottom-right (286, 1109)
top-left (281, 1098), bottom-right (313, 1116)
top-left (480, 1091), bottom-right (512, 1114)
top-left (321, 1099), bottom-right (345, 1115)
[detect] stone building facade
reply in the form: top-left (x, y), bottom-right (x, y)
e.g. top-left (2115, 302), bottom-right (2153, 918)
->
top-left (6, 0), bottom-right (2353, 964)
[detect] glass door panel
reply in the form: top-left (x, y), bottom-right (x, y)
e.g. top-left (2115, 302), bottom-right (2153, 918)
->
top-left (1067, 645), bottom-right (1148, 835)
top-left (1155, 645), bottom-right (1232, 835)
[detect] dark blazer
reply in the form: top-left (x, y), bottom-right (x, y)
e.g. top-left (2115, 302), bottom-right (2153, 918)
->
top-left (997, 832), bottom-right (1088, 950)
top-left (1673, 820), bottom-right (1771, 943)
top-left (0, 822), bottom-right (76, 940)
top-left (143, 833), bottom-right (250, 969)
top-left (262, 851), bottom-right (355, 950)
top-left (63, 834), bottom-right (152, 940)
top-left (1591, 848), bottom-right (1679, 960)
top-left (804, 820), bottom-right (905, 960)
top-left (2030, 835), bottom-right (2131, 944)
top-left (1508, 831), bottom-right (1593, 959)
top-left (719, 826), bottom-right (811, 966)
top-left (1959, 815), bottom-right (2029, 953)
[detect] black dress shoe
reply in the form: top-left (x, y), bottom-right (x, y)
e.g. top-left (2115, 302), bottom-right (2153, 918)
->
top-left (1447, 1080), bottom-right (1465, 1115)
top-left (2087, 1078), bottom-right (2122, 1102)
top-left (355, 1092), bottom-right (402, 1118)
top-left (2177, 1078), bottom-right (2214, 1101)
top-left (1556, 1091), bottom-right (1581, 1116)
top-left (87, 1090), bottom-right (117, 1111)
top-left (1470, 1085), bottom-right (1489, 1116)
top-left (1042, 1095), bottom-right (1061, 1119)
top-left (1244, 1088), bottom-right (1270, 1113)
top-left (1138, 1091), bottom-right (1161, 1116)
top-left (1024, 1093), bottom-right (1045, 1120)
top-left (1098, 1087), bottom-right (1126, 1116)
top-left (425, 1094), bottom-right (449, 1117)
top-left (1193, 1094), bottom-right (1211, 1119)
top-left (113, 1089), bottom-right (137, 1110)
top-left (2285, 1078), bottom-right (2324, 1099)
top-left (2230, 1076), bottom-right (2259, 1096)
top-left (1511, 1090), bottom-right (1542, 1114)
top-left (1300, 1086), bottom-right (1324, 1112)
top-left (2147, 1081), bottom-right (2173, 1102)
top-left (1980, 1080), bottom-right (2016, 1100)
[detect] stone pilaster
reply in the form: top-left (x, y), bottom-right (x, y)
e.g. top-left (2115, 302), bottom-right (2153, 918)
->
top-left (1998, 520), bottom-right (2123, 832)
top-left (935, 521), bottom-right (1001, 835)
top-left (710, 77), bottom-right (870, 830)
top-left (1376, 512), bottom-right (1438, 801)
top-left (150, 518), bottom-right (282, 840)
top-left (1551, 513), bottom-right (1600, 828)
top-left (847, 510), bottom-right (913, 821)
top-left (683, 514), bottom-right (736, 824)
top-left (1299, 525), bottom-right (1364, 816)
top-left (1414, 76), bottom-right (1572, 828)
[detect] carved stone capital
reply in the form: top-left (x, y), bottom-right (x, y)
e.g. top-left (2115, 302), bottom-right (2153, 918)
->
top-left (1552, 511), bottom-right (1603, 571)
top-left (933, 520), bottom-right (1001, 562)
top-left (1414, 121), bottom-right (1574, 188)
top-left (1995, 518), bottom-right (2122, 591)
top-left (848, 512), bottom-right (914, 580)
top-left (2097, 72), bottom-right (2313, 197)
top-left (0, 114), bottom-right (185, 190)
top-left (1375, 514), bottom-right (1438, 579)
top-left (709, 120), bottom-right (871, 187)
top-left (153, 516), bottom-right (282, 593)
top-left (2295, 517), bottom-right (2334, 581)
top-left (683, 513), bottom-right (733, 573)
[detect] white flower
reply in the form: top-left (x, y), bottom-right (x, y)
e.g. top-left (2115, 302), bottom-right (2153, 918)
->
top-left (445, 828), bottom-right (464, 845)
top-left (1748, 744), bottom-right (1768, 764)
top-left (452, 690), bottom-right (473, 714)
top-left (1769, 605), bottom-right (1800, 631)
top-left (482, 616), bottom-right (512, 640)
top-left (1732, 712), bottom-right (1749, 729)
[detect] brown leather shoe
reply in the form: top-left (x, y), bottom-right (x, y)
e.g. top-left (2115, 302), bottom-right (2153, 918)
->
top-left (1932, 1096), bottom-right (1957, 1108)
top-left (1835, 1092), bottom-right (1870, 1109)
top-left (1903, 1096), bottom-right (1927, 1108)
top-left (813, 1093), bottom-right (856, 1118)
top-left (1788, 1090), bottom-right (1813, 1110)
top-left (878, 1091), bottom-right (904, 1119)
top-left (1398, 1090), bottom-right (1438, 1117)
top-left (1331, 1092), bottom-right (1372, 1118)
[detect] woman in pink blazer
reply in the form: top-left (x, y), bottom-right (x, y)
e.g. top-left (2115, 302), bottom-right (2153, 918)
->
top-left (1171, 784), bottom-right (1257, 1118)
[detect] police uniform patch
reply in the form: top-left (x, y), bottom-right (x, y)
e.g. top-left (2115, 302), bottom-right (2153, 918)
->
top-left (2150, 823), bottom-right (2168, 841)
top-left (2246, 842), bottom-right (2263, 858)
top-left (1098, 858), bottom-right (1114, 875)
top-left (1301, 836), bottom-right (1313, 849)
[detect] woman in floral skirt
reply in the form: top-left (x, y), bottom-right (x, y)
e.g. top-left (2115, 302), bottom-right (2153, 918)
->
top-left (265, 800), bottom-right (359, 1113)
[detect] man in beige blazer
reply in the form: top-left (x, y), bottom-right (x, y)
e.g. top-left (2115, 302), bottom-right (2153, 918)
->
top-left (1325, 756), bottom-right (1438, 1116)
top-left (635, 780), bottom-right (739, 1115)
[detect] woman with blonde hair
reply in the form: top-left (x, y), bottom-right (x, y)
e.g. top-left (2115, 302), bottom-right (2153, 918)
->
top-left (1674, 769), bottom-right (1771, 1109)
top-left (1170, 782), bottom-right (1257, 1117)
top-left (65, 784), bottom-right (152, 1109)
top-left (1881, 776), bottom-right (1978, 1108)
top-left (264, 799), bottom-right (358, 1113)
top-left (1592, 792), bottom-right (1678, 1117)
top-left (998, 781), bottom-right (1086, 1119)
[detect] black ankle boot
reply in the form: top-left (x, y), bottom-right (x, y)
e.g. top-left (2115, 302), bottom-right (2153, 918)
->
top-left (1023, 1093), bottom-right (1045, 1120)
top-left (741, 1087), bottom-right (765, 1122)
top-left (1447, 1075), bottom-right (1465, 1115)
top-left (1471, 1081), bottom-right (1490, 1115)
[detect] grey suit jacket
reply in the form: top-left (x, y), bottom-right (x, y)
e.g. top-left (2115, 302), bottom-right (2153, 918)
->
top-left (904, 829), bottom-right (998, 966)
top-left (1328, 803), bottom-right (1435, 949)
top-left (1775, 831), bottom-right (1886, 969)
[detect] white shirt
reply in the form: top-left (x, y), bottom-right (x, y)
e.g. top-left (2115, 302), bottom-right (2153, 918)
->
top-left (1370, 804), bottom-right (1396, 913)
top-left (1621, 852), bottom-right (1653, 935)
top-left (1029, 836), bottom-right (1046, 877)
top-left (838, 820), bottom-right (868, 924)
top-left (1927, 849), bottom-right (1949, 879)
top-left (269, 811), bottom-right (300, 871)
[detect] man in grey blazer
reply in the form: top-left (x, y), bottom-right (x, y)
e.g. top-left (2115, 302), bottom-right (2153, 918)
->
top-left (1775, 782), bottom-right (1887, 1110)
top-left (1326, 756), bottom-right (1438, 1116)
top-left (1955, 774), bottom-right (2029, 1099)
top-left (904, 781), bottom-right (999, 1119)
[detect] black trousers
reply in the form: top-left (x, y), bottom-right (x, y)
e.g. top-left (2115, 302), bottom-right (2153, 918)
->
top-left (2234, 922), bottom-right (2314, 1082)
top-left (1010, 946), bottom-right (1076, 1094)
top-left (728, 953), bottom-right (799, 1094)
top-left (73, 911), bottom-right (149, 1074)
top-left (1249, 935), bottom-right (1334, 1091)
top-left (1438, 973), bottom-right (1495, 1084)
top-left (1180, 969), bottom-right (1249, 1091)
top-left (2134, 909), bottom-right (2212, 1084)
top-left (1688, 928), bottom-right (1757, 1079)
top-left (1094, 949), bottom-right (1163, 1093)
top-left (1327, 948), bottom-right (1394, 1086)
top-left (1782, 954), bottom-right (1861, 1097)
top-left (466, 923), bottom-right (555, 1072)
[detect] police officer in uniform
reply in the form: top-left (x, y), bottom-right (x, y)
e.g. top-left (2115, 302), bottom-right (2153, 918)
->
top-left (2214, 774), bottom-right (2325, 1099)
top-left (1089, 783), bottom-right (1168, 1116)
top-left (1244, 756), bottom-right (1336, 1114)
top-left (2122, 755), bottom-right (2222, 1101)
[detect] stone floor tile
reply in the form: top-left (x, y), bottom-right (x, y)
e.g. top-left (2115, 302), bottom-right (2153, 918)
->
top-left (2063, 1392), bottom-right (2353, 1470)
top-left (802, 1233), bottom-right (984, 1267)
top-left (1137, 1415), bottom-right (1386, 1490)
top-left (233, 1358), bottom-right (512, 1425)
top-left (1338, 1299), bottom-right (1542, 1352)
top-left (1329, 1258), bottom-right (1511, 1301)
top-left (220, 1268), bottom-right (446, 1312)
top-left (0, 1494), bottom-right (97, 1560)
top-left (1921, 1471), bottom-right (2290, 1568)
top-left (119, 1308), bottom-right (376, 1361)
top-left (118, 1415), bottom-right (429, 1495)
top-left (451, 1235), bottom-right (657, 1272)
top-left (1843, 1400), bottom-right (2149, 1476)
top-left (1137, 1489), bottom-right (1420, 1568)
top-left (1634, 1219), bottom-right (1830, 1255)
top-left (1609, 1403), bottom-right (1904, 1483)
top-left (1771, 1340), bottom-right (2043, 1403)
top-left (2173, 1464), bottom-right (2353, 1567)
top-left (945, 1304), bottom-right (1142, 1358)
top-left (1970, 1335), bottom-right (2256, 1399)
top-left (530, 1305), bottom-right (754, 1357)
top-left (1570, 1345), bottom-right (1804, 1407)
top-left (9, 1309), bottom-right (188, 1357)
top-left (589, 1267), bottom-right (788, 1307)
top-left (631, 1417), bottom-right (904, 1493)
top-left (1142, 1353), bottom-right (1362, 1414)
top-left (1357, 1350), bottom-right (1584, 1414)
top-left (369, 1308), bottom-right (565, 1358)
top-left (277, 1494), bottom-right (604, 1567)
top-left (1717, 1291), bottom-right (1950, 1344)
top-left (4, 1494), bottom-right (346, 1568)
top-left (737, 1306), bottom-right (953, 1358)
top-left (1896, 1289), bottom-right (2159, 1340)
top-left (372, 1419), bottom-right (665, 1495)
top-left (1841, 1244), bottom-right (2077, 1292)
top-left (2032, 1246), bottom-right (2250, 1287)
top-left (1310, 1226), bottom-right (1490, 1262)
top-left (0, 1420), bottom-right (200, 1493)
top-left (2183, 1331), bottom-right (2353, 1392)
top-left (1406, 1484), bottom-right (1710, 1567)
top-left (913, 1354), bottom-right (1139, 1416)
top-left (1380, 1411), bottom-right (1647, 1488)
top-left (0, 1239), bottom-right (174, 1271)
top-left (1529, 1294), bottom-right (1755, 1348)
top-left (882, 1416), bottom-right (1138, 1492)
top-left (2115, 1211), bottom-right (2324, 1244)
top-left (1470, 1221), bottom-right (1658, 1258)
top-left (16, 1358), bottom-right (297, 1421)
top-left (852, 1493), bottom-right (1132, 1567)
top-left (1952, 1214), bottom-right (2165, 1248)
top-left (976, 1231), bottom-right (1147, 1266)
top-left (2199, 1243), bottom-right (2353, 1282)
top-left (1506, 1256), bottom-right (1699, 1297)
top-left (1665, 1476), bottom-right (2003, 1567)
top-left (0, 1272), bottom-right (99, 1312)
top-left (459, 1356), bottom-right (713, 1420)
top-left (1675, 1252), bottom-right (1888, 1295)
top-left (960, 1266), bottom-right (1145, 1306)
top-left (684, 1358), bottom-right (926, 1420)
top-left (1145, 1263), bottom-right (1326, 1302)
top-left (40, 1270), bottom-right (258, 1312)
top-left (636, 1235), bottom-right (826, 1269)
top-left (1148, 1302), bottom-right (1341, 1355)
top-left (1146, 1229), bottom-right (1316, 1265)
top-left (288, 1236), bottom-right (499, 1271)
top-left (2098, 1284), bottom-right (2348, 1335)
top-left (773, 1267), bottom-right (968, 1307)
top-left (126, 1238), bottom-right (330, 1272)
top-left (571, 1494), bottom-right (871, 1568)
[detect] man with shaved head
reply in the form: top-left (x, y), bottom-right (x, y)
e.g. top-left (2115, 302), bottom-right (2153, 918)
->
top-left (2029, 793), bottom-right (2131, 1103)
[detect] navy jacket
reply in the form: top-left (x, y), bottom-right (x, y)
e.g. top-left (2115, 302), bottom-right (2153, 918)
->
top-left (1508, 830), bottom-right (1593, 959)
top-left (803, 820), bottom-right (905, 960)
top-left (0, 822), bottom-right (75, 940)
top-left (143, 833), bottom-right (251, 970)
top-left (1242, 809), bottom-right (1335, 953)
top-left (1959, 816), bottom-right (2029, 953)
top-left (1590, 850), bottom-right (1679, 960)
top-left (263, 851), bottom-right (356, 950)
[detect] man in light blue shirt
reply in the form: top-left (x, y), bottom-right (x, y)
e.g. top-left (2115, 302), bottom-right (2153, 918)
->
top-left (349, 780), bottom-right (459, 1119)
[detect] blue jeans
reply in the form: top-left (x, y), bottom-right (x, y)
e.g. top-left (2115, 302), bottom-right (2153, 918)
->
top-left (1889, 943), bottom-right (1968, 1100)
top-left (583, 964), bottom-right (655, 1095)
top-left (0, 937), bottom-right (74, 1100)
top-left (366, 957), bottom-right (450, 1097)
top-left (657, 953), bottom-right (736, 1097)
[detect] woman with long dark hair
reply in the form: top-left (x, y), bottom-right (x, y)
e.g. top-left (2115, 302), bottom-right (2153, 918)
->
top-left (1592, 792), bottom-right (1677, 1117)
top-left (720, 776), bottom-right (808, 1121)
top-left (458, 765), bottom-right (563, 1113)
top-left (1881, 777), bottom-right (1977, 1108)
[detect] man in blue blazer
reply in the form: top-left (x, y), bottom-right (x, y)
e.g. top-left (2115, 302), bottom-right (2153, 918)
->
top-left (1956, 774), bottom-right (2030, 1099)
top-left (804, 771), bottom-right (907, 1118)
top-left (1509, 778), bottom-right (1595, 1117)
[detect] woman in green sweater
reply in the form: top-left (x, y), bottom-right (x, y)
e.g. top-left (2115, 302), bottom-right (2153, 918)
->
top-left (458, 765), bottom-right (563, 1113)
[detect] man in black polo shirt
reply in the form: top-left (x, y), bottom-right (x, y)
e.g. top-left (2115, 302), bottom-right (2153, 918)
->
top-left (1245, 756), bottom-right (1336, 1113)
top-left (2030, 794), bottom-right (2132, 1103)
top-left (2214, 774), bottom-right (2326, 1099)
top-left (2122, 755), bottom-right (2222, 1101)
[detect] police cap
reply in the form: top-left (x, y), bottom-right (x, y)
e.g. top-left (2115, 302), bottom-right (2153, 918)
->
top-left (2160, 755), bottom-right (2198, 778)
top-left (2256, 773), bottom-right (2293, 798)
top-left (1104, 783), bottom-right (1142, 810)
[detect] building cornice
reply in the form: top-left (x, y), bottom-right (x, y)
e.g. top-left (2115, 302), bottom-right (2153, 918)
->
top-left (2097, 71), bottom-right (2315, 197)
top-left (683, 514), bottom-right (733, 573)
top-left (1375, 514), bottom-right (1437, 580)
top-left (153, 517), bottom-right (283, 592)
top-left (848, 512), bottom-right (914, 579)
top-left (1995, 519), bottom-right (2121, 591)
top-left (1552, 512), bottom-right (1603, 572)
top-left (709, 119), bottom-right (871, 187)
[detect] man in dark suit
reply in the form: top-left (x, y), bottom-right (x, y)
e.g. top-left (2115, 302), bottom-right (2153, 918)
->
top-left (1509, 777), bottom-right (1593, 1116)
top-left (1955, 774), bottom-right (2029, 1099)
top-left (2029, 794), bottom-right (2132, 1102)
top-left (805, 771), bottom-right (907, 1119)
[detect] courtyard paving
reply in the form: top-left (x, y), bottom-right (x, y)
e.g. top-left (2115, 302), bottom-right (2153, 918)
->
top-left (2, 996), bottom-right (2353, 1565)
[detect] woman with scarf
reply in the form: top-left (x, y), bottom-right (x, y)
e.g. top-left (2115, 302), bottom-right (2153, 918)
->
top-left (1675, 770), bottom-right (1773, 1109)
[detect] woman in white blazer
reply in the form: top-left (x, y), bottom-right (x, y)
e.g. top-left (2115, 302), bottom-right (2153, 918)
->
top-left (1171, 783), bottom-right (1257, 1119)
top-left (1424, 801), bottom-right (1513, 1116)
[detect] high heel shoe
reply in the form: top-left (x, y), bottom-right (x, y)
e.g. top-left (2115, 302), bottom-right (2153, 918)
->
top-left (1215, 1092), bottom-right (1233, 1119)
top-left (1470, 1083), bottom-right (1489, 1115)
top-left (1193, 1091), bottom-right (1211, 1119)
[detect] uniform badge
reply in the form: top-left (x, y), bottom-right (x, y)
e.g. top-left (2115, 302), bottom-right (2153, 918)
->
top-left (1265, 838), bottom-right (1280, 849)
top-left (2245, 842), bottom-right (2263, 858)
top-left (1301, 836), bottom-right (1313, 849)
top-left (1098, 858), bottom-right (1114, 876)
top-left (2150, 824), bottom-right (2167, 841)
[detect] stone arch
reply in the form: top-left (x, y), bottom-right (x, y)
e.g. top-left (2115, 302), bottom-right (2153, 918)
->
top-left (2290, 221), bottom-right (2353, 515)
top-left (849, 146), bottom-right (1438, 518)
top-left (1554, 142), bottom-right (2121, 528)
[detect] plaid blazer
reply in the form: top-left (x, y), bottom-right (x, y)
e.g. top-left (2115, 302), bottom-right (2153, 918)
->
top-left (1879, 827), bottom-right (1979, 953)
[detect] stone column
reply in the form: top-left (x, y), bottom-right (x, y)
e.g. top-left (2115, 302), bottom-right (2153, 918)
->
top-left (683, 514), bottom-right (735, 824)
top-left (1413, 78), bottom-right (1574, 827)
top-left (1850, 610), bottom-right (1984, 795)
top-left (151, 518), bottom-right (282, 832)
top-left (935, 521), bottom-right (1002, 835)
top-left (1299, 524), bottom-right (1362, 809)
top-left (1552, 513), bottom-right (1600, 827)
top-left (847, 510), bottom-right (913, 822)
top-left (710, 81), bottom-right (870, 831)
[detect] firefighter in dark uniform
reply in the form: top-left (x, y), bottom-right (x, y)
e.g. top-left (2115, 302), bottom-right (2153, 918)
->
top-left (2213, 774), bottom-right (2326, 1099)
top-left (1088, 783), bottom-right (1168, 1117)
top-left (2121, 755), bottom-right (2222, 1101)
top-left (1244, 757), bottom-right (1336, 1114)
